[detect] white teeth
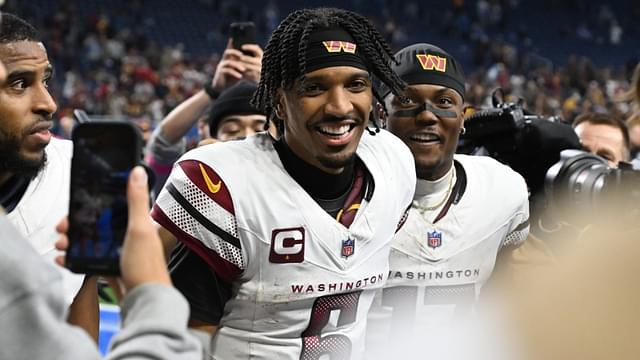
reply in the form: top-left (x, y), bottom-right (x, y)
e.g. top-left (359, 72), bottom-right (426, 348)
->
top-left (318, 124), bottom-right (351, 136)
top-left (411, 133), bottom-right (439, 142)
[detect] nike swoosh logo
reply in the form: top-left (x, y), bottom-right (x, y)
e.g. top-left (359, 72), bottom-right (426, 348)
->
top-left (199, 163), bottom-right (221, 193)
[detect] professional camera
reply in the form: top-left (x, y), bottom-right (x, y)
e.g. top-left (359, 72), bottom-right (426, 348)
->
top-left (544, 149), bottom-right (640, 225)
top-left (459, 88), bottom-right (581, 197)
top-left (460, 89), bottom-right (640, 231)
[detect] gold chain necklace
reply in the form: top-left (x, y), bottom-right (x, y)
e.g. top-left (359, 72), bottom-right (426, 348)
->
top-left (412, 166), bottom-right (456, 213)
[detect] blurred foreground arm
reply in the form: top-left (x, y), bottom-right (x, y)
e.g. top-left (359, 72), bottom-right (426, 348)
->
top-left (0, 167), bottom-right (208, 359)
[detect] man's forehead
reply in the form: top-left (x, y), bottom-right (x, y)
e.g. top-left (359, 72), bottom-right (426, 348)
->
top-left (220, 114), bottom-right (267, 123)
top-left (0, 41), bottom-right (48, 66)
top-left (303, 66), bottom-right (369, 80)
top-left (577, 123), bottom-right (624, 142)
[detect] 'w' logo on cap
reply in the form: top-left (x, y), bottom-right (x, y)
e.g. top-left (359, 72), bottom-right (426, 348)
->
top-left (323, 41), bottom-right (357, 54)
top-left (416, 54), bottom-right (447, 72)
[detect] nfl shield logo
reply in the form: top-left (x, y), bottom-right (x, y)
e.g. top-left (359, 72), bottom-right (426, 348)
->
top-left (341, 238), bottom-right (355, 258)
top-left (427, 230), bottom-right (442, 249)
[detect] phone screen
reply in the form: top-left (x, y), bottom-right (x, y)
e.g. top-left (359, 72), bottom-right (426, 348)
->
top-left (67, 122), bottom-right (140, 275)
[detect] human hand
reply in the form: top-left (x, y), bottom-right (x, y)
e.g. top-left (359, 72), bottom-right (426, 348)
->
top-left (211, 40), bottom-right (263, 92)
top-left (238, 43), bottom-right (263, 83)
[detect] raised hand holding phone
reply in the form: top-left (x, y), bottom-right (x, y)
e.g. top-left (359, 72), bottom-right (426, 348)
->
top-left (210, 23), bottom-right (263, 92)
top-left (66, 121), bottom-right (141, 275)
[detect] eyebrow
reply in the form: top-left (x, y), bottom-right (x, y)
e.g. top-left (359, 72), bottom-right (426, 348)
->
top-left (220, 117), bottom-right (267, 124)
top-left (304, 70), bottom-right (371, 83)
top-left (6, 64), bottom-right (54, 82)
top-left (6, 69), bottom-right (35, 82)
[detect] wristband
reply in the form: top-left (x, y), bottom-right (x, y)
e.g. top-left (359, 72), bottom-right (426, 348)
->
top-left (204, 81), bottom-right (221, 99)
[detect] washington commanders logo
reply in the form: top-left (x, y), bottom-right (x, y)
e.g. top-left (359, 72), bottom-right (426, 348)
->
top-left (416, 54), bottom-right (447, 72)
top-left (269, 227), bottom-right (305, 263)
top-left (322, 41), bottom-right (357, 54)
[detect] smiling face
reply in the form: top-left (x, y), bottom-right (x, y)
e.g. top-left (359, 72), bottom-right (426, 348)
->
top-left (0, 41), bottom-right (57, 182)
top-left (385, 84), bottom-right (464, 180)
top-left (278, 66), bottom-right (372, 174)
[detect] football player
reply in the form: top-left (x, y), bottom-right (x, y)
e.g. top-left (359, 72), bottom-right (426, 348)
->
top-left (368, 43), bottom-right (530, 356)
top-left (151, 8), bottom-right (416, 359)
top-left (0, 13), bottom-right (97, 338)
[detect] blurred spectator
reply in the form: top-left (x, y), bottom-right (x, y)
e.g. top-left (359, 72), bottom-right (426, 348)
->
top-left (0, 167), bottom-right (208, 359)
top-left (145, 41), bottom-right (265, 195)
top-left (627, 114), bottom-right (640, 170)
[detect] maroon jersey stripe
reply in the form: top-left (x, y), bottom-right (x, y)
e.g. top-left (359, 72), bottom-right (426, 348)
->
top-left (337, 164), bottom-right (365, 228)
top-left (178, 159), bottom-right (235, 215)
top-left (152, 205), bottom-right (241, 282)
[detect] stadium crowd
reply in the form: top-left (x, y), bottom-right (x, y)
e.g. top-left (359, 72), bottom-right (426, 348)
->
top-left (7, 0), bottom-right (640, 146)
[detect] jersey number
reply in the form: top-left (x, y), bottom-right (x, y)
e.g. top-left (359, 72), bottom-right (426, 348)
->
top-left (300, 291), bottom-right (362, 360)
top-left (382, 284), bottom-right (475, 333)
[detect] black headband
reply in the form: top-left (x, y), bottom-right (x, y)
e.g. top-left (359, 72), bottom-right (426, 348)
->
top-left (303, 27), bottom-right (368, 74)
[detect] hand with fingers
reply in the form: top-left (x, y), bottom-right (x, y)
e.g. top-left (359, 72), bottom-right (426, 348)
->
top-left (211, 40), bottom-right (263, 92)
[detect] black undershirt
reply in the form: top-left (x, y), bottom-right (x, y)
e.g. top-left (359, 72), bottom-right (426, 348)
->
top-left (0, 175), bottom-right (30, 213)
top-left (273, 138), bottom-right (355, 202)
top-left (171, 138), bottom-right (362, 325)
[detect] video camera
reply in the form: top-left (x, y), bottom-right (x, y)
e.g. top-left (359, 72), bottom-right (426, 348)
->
top-left (459, 88), bottom-right (580, 197)
top-left (460, 88), bottom-right (640, 228)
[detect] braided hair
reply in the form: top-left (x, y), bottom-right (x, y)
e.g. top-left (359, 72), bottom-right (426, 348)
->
top-left (251, 8), bottom-right (406, 134)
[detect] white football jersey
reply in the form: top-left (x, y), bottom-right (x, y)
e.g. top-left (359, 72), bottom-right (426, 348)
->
top-left (367, 154), bottom-right (529, 355)
top-left (6, 137), bottom-right (85, 306)
top-left (153, 131), bottom-right (416, 359)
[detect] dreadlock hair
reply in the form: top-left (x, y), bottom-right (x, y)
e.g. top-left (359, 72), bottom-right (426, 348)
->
top-left (251, 7), bottom-right (406, 135)
top-left (0, 13), bottom-right (39, 44)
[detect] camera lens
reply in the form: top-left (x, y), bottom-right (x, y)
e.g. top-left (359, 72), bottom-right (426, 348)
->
top-left (545, 150), bottom-right (609, 210)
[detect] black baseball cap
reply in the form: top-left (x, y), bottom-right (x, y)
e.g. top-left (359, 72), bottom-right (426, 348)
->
top-left (381, 43), bottom-right (465, 100)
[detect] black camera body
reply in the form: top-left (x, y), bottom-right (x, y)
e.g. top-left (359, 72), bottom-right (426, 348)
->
top-left (460, 88), bottom-right (640, 230)
top-left (459, 89), bottom-right (580, 196)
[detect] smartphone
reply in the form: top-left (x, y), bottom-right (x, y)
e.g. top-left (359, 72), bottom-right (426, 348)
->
top-left (66, 121), bottom-right (142, 275)
top-left (230, 21), bottom-right (256, 54)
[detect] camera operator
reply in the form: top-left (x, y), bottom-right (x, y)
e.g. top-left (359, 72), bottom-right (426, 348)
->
top-left (572, 112), bottom-right (630, 167)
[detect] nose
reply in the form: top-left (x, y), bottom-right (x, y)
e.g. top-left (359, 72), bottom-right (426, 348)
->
top-left (415, 102), bottom-right (438, 126)
top-left (32, 82), bottom-right (57, 117)
top-left (324, 87), bottom-right (354, 118)
top-left (242, 126), bottom-right (257, 137)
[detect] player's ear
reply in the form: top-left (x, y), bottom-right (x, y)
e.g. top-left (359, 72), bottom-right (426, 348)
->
top-left (274, 89), bottom-right (287, 122)
top-left (375, 102), bottom-right (387, 128)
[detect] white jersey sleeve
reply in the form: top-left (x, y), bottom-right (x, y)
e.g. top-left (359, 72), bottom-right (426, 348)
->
top-left (152, 152), bottom-right (245, 282)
